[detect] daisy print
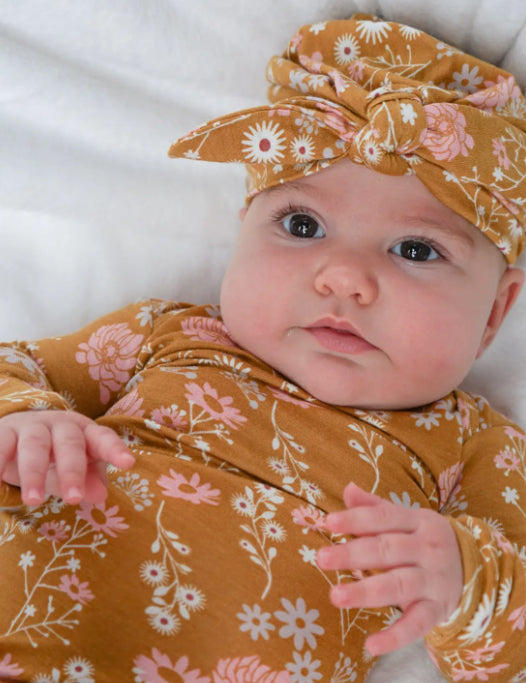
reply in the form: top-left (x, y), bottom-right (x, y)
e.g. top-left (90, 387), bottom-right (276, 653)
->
top-left (355, 19), bottom-right (392, 45)
top-left (334, 33), bottom-right (361, 65)
top-left (399, 24), bottom-right (422, 40)
top-left (448, 63), bottom-right (484, 94)
top-left (291, 135), bottom-right (315, 163)
top-left (242, 120), bottom-right (287, 164)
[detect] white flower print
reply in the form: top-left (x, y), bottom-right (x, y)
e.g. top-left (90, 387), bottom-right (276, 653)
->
top-left (237, 603), bottom-right (275, 641)
top-left (18, 551), bottom-right (35, 569)
top-left (503, 486), bottom-right (520, 504)
top-left (459, 591), bottom-right (496, 644)
top-left (356, 20), bottom-right (392, 45)
top-left (176, 584), bottom-right (205, 616)
top-left (145, 605), bottom-right (181, 635)
top-left (242, 120), bottom-right (287, 164)
top-left (399, 25), bottom-right (422, 40)
top-left (389, 491), bottom-right (420, 509)
top-left (411, 411), bottom-right (441, 430)
top-left (262, 520), bottom-right (286, 542)
top-left (64, 657), bottom-right (95, 682)
top-left (275, 597), bottom-right (324, 650)
top-left (291, 135), bottom-right (315, 163)
top-left (286, 650), bottom-right (323, 682)
top-left (334, 33), bottom-right (361, 65)
top-left (231, 492), bottom-right (256, 516)
top-left (140, 560), bottom-right (169, 586)
top-left (309, 22), bottom-right (327, 35)
top-left (400, 102), bottom-right (417, 125)
top-left (448, 64), bottom-right (484, 94)
top-left (299, 545), bottom-right (317, 565)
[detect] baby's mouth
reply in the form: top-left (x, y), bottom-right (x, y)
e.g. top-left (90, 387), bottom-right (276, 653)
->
top-left (305, 318), bottom-right (377, 355)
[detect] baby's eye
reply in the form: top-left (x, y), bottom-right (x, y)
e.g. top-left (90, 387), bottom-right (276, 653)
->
top-left (391, 239), bottom-right (441, 262)
top-left (281, 213), bottom-right (325, 239)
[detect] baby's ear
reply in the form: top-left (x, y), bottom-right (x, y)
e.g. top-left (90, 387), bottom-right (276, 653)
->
top-left (476, 266), bottom-right (524, 357)
top-left (238, 207), bottom-right (247, 221)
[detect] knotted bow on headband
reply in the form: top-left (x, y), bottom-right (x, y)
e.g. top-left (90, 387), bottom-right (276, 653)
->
top-left (168, 14), bottom-right (526, 263)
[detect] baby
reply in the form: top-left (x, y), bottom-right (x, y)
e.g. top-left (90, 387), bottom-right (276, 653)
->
top-left (1, 15), bottom-right (526, 683)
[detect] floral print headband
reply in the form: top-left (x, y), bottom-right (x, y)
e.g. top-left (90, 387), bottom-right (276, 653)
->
top-left (168, 14), bottom-right (526, 263)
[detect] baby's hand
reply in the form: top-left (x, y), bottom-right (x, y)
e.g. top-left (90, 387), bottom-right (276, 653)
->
top-left (0, 410), bottom-right (134, 506)
top-left (317, 483), bottom-right (463, 657)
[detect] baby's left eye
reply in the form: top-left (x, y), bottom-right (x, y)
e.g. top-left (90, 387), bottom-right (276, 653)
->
top-left (391, 240), bottom-right (441, 262)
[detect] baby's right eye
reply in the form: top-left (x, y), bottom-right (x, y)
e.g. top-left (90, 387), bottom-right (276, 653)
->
top-left (281, 213), bottom-right (325, 239)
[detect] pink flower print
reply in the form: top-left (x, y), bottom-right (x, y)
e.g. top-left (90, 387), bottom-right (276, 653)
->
top-left (420, 103), bottom-right (474, 161)
top-left (38, 520), bottom-right (69, 543)
top-left (0, 653), bottom-right (24, 677)
top-left (181, 317), bottom-right (235, 346)
top-left (494, 447), bottom-right (521, 474)
top-left (464, 641), bottom-right (505, 663)
top-left (299, 51), bottom-right (323, 74)
top-left (270, 387), bottom-right (312, 408)
top-left (151, 404), bottom-right (188, 431)
top-left (438, 462), bottom-right (464, 510)
top-left (509, 605), bottom-right (526, 631)
top-left (185, 382), bottom-right (247, 429)
top-left (466, 75), bottom-right (521, 113)
top-left (315, 101), bottom-right (356, 142)
top-left (76, 501), bottom-right (129, 537)
top-left (292, 505), bottom-right (327, 532)
top-left (58, 574), bottom-right (94, 605)
top-left (212, 656), bottom-right (289, 683)
top-left (348, 59), bottom-right (365, 83)
top-left (504, 426), bottom-right (526, 443)
top-left (76, 323), bottom-right (144, 404)
top-left (106, 387), bottom-right (145, 418)
top-left (289, 30), bottom-right (303, 53)
top-left (133, 649), bottom-right (210, 683)
top-left (492, 138), bottom-right (511, 170)
top-left (492, 188), bottom-right (521, 217)
top-left (157, 470), bottom-right (220, 505)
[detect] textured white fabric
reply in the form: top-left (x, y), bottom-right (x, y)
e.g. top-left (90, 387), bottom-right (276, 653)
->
top-left (2, 2), bottom-right (526, 680)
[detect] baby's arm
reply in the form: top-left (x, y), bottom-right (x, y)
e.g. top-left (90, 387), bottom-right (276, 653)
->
top-left (0, 410), bottom-right (134, 505)
top-left (316, 483), bottom-right (463, 656)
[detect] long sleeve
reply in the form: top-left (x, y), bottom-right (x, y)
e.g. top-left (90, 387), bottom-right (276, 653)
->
top-left (425, 397), bottom-right (526, 682)
top-left (0, 299), bottom-right (182, 507)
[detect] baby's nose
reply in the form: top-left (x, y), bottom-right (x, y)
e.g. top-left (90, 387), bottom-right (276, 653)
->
top-left (313, 253), bottom-right (379, 305)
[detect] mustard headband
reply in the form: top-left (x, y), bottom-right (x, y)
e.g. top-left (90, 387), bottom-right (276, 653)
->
top-left (169, 14), bottom-right (526, 263)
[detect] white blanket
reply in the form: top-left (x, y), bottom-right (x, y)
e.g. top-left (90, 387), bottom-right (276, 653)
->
top-left (2, 2), bottom-right (526, 680)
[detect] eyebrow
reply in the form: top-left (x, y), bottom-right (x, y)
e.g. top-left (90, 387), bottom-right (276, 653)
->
top-left (265, 182), bottom-right (476, 248)
top-left (399, 214), bottom-right (476, 248)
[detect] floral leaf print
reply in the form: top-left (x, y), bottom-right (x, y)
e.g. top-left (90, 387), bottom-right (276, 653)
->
top-left (142, 501), bottom-right (206, 631)
top-left (75, 323), bottom-right (144, 404)
top-left (4, 501), bottom-right (129, 647)
top-left (420, 103), bottom-right (474, 161)
top-left (438, 462), bottom-right (468, 514)
top-left (105, 387), bottom-right (145, 418)
top-left (185, 381), bottom-right (246, 430)
top-left (268, 398), bottom-right (322, 503)
top-left (181, 316), bottom-right (236, 346)
top-left (157, 469), bottom-right (220, 505)
top-left (133, 649), bottom-right (210, 683)
top-left (150, 403), bottom-right (188, 431)
top-left (232, 485), bottom-right (286, 600)
top-left (212, 655), bottom-right (289, 682)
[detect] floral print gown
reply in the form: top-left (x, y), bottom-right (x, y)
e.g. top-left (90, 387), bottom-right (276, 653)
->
top-left (0, 300), bottom-right (525, 683)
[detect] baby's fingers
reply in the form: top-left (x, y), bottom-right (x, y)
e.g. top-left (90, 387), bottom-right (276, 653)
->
top-left (84, 424), bottom-right (135, 469)
top-left (365, 600), bottom-right (439, 656)
top-left (17, 422), bottom-right (52, 505)
top-left (0, 424), bottom-right (18, 481)
top-left (330, 567), bottom-right (425, 611)
top-left (51, 421), bottom-right (90, 504)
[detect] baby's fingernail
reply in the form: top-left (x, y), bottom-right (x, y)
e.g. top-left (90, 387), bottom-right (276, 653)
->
top-left (317, 548), bottom-right (330, 567)
top-left (67, 487), bottom-right (83, 502)
top-left (26, 488), bottom-right (43, 505)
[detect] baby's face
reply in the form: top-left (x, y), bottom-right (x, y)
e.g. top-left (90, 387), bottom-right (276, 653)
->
top-left (220, 159), bottom-right (522, 409)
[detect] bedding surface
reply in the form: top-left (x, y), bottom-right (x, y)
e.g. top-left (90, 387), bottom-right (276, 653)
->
top-left (2, 2), bottom-right (526, 681)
